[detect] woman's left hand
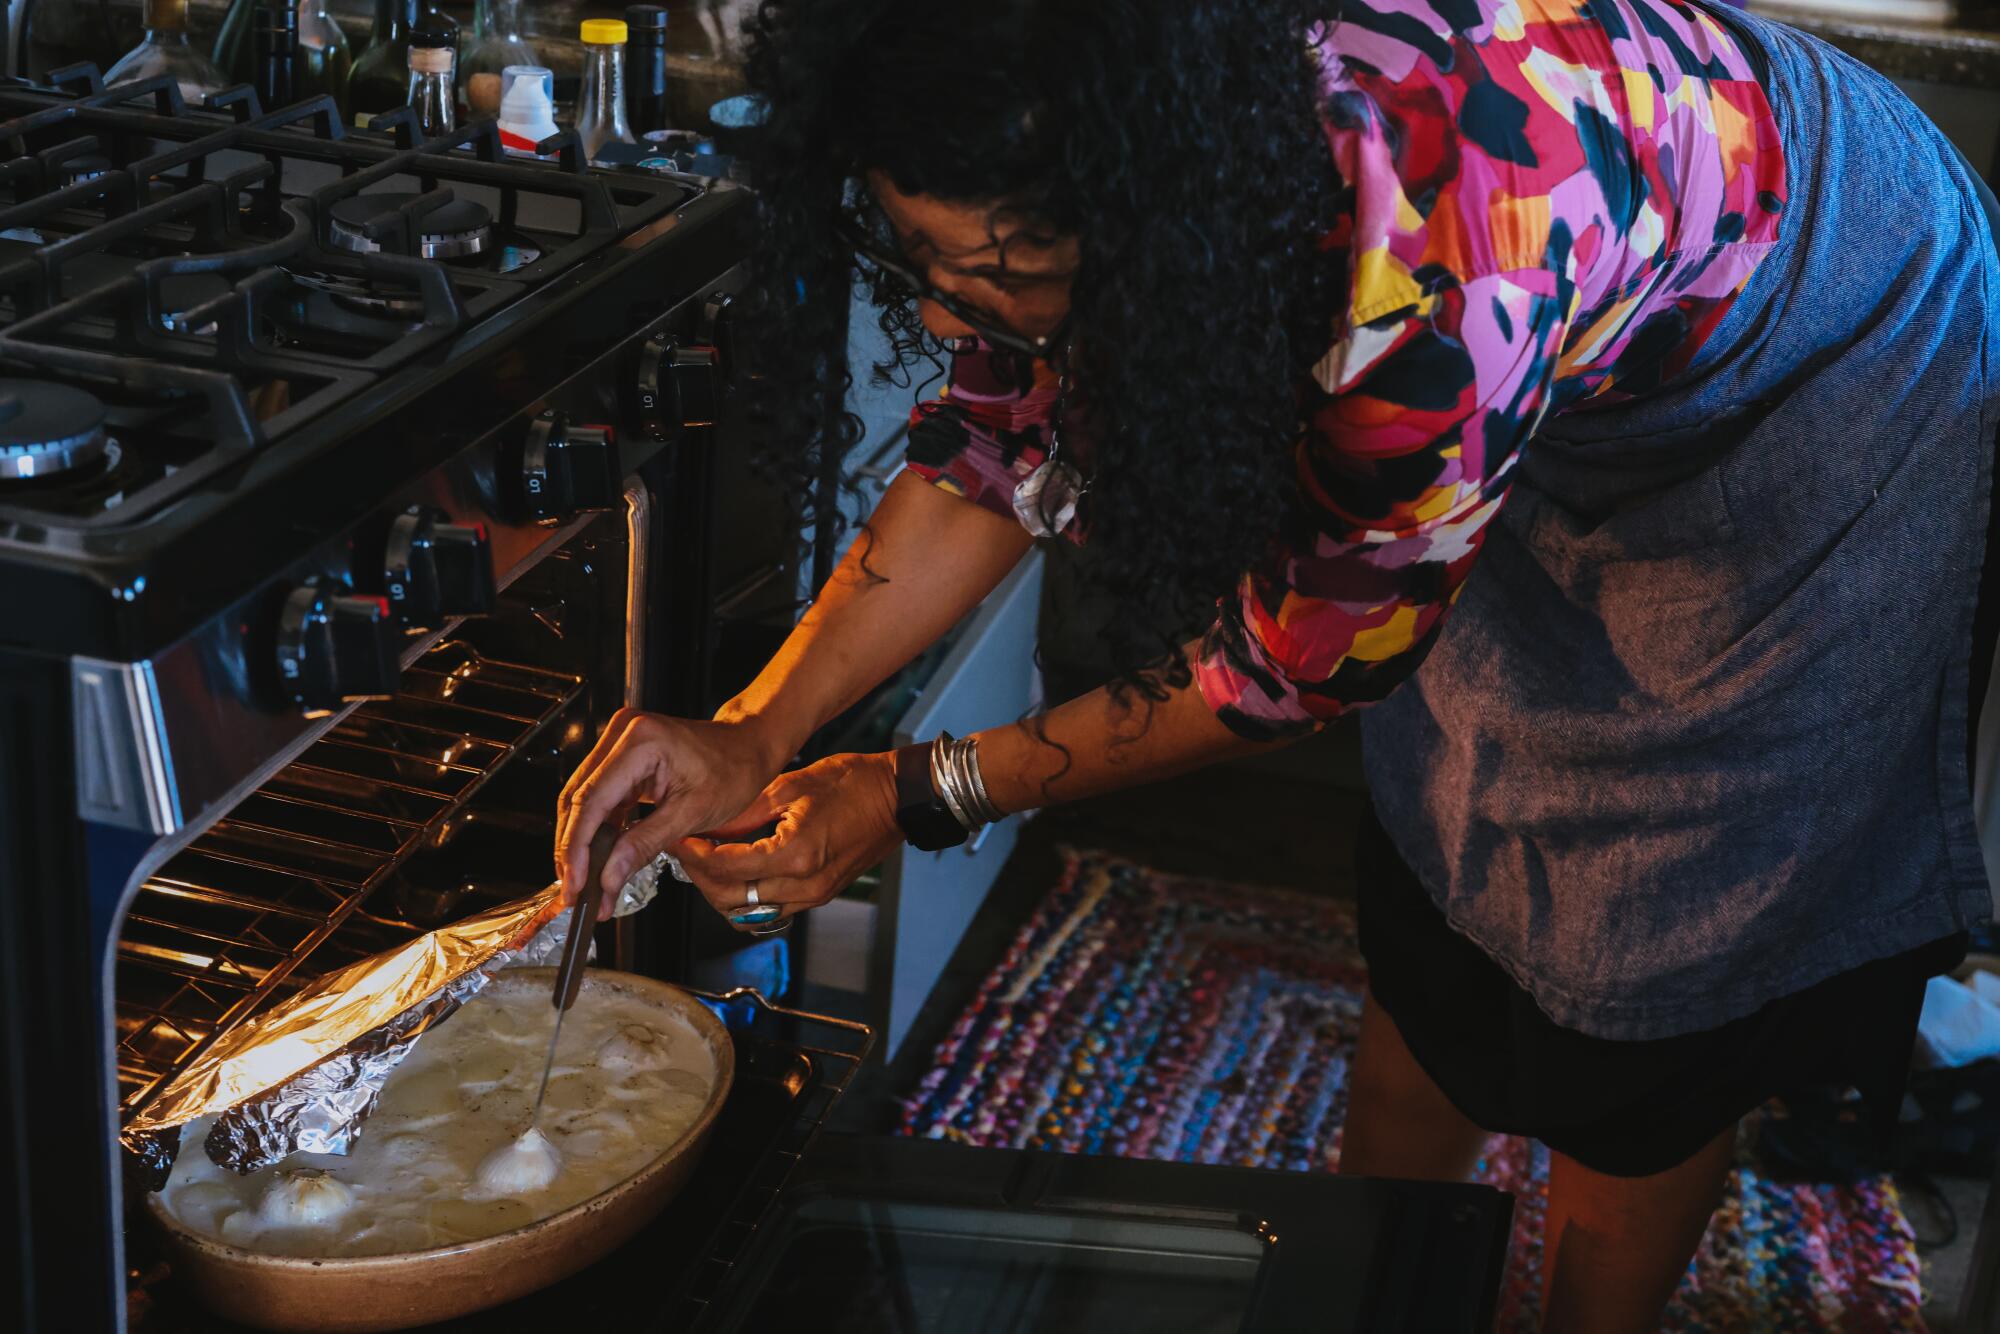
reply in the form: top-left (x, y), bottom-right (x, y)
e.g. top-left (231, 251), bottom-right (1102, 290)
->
top-left (673, 751), bottom-right (903, 930)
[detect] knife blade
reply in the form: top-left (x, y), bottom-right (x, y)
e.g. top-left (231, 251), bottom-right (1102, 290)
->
top-left (528, 824), bottom-right (619, 1128)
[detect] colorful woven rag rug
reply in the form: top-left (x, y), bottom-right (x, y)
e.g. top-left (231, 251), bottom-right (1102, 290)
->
top-left (899, 850), bottom-right (1928, 1331)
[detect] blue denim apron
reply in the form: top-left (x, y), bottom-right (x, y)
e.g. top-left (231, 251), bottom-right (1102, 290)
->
top-left (1359, 5), bottom-right (2000, 1041)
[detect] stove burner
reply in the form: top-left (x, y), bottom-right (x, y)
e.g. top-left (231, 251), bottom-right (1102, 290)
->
top-left (327, 193), bottom-right (493, 261)
top-left (0, 379), bottom-right (110, 481)
top-left (59, 154), bottom-right (112, 186)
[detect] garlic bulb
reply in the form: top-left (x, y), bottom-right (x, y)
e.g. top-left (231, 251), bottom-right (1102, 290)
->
top-left (256, 1170), bottom-right (354, 1227)
top-left (474, 1126), bottom-right (562, 1195)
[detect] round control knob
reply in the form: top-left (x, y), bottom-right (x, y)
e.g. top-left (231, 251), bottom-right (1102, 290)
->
top-left (634, 335), bottom-right (720, 442)
top-left (634, 334), bottom-right (671, 442)
top-left (384, 506), bottom-right (496, 625)
top-left (275, 584), bottom-right (401, 715)
top-left (521, 411), bottom-right (623, 524)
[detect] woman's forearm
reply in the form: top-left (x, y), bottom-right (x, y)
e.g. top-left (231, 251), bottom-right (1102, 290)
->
top-left (716, 471), bottom-right (1035, 768)
top-left (972, 641), bottom-right (1288, 814)
top-left (666, 640), bottom-right (1297, 921)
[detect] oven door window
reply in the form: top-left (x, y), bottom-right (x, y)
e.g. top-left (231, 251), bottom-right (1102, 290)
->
top-left (723, 1196), bottom-right (1268, 1333)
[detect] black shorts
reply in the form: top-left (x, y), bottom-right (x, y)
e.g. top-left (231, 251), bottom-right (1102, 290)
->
top-left (1355, 811), bottom-right (1966, 1178)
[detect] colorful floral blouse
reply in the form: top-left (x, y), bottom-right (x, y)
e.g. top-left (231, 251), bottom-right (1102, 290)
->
top-left (904, 0), bottom-right (1785, 738)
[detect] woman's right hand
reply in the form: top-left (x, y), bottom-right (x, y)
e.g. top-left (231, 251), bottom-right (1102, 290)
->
top-left (554, 477), bottom-right (1034, 913)
top-left (554, 709), bottom-right (786, 914)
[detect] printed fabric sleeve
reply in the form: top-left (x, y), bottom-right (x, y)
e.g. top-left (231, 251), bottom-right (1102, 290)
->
top-left (903, 340), bottom-right (1060, 524)
top-left (1196, 267), bottom-right (1573, 741)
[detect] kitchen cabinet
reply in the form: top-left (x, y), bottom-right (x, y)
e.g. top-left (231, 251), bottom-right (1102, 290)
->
top-left (800, 550), bottom-right (1046, 1063)
top-left (872, 550), bottom-right (1045, 1061)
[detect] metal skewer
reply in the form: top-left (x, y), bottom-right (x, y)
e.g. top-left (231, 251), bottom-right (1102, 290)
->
top-left (528, 824), bottom-right (618, 1128)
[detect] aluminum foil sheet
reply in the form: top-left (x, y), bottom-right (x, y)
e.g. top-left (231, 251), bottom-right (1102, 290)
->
top-left (122, 855), bottom-right (667, 1186)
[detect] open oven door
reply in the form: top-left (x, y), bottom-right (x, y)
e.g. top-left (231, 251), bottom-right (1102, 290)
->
top-left (683, 1134), bottom-right (1513, 1333)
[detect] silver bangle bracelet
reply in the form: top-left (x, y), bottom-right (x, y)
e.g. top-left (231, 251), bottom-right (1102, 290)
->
top-left (930, 733), bottom-right (1002, 830)
top-left (929, 732), bottom-right (978, 831)
top-left (963, 740), bottom-right (1002, 825)
top-left (955, 737), bottom-right (1002, 825)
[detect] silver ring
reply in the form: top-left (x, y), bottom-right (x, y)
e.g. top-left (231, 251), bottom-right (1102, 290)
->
top-left (745, 882), bottom-right (759, 906)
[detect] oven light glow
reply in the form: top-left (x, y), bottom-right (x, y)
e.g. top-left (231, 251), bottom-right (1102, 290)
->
top-left (123, 940), bottom-right (218, 971)
top-left (143, 879), bottom-right (213, 901)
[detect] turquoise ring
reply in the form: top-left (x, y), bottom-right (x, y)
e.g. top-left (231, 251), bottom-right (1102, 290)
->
top-left (729, 903), bottom-right (783, 926)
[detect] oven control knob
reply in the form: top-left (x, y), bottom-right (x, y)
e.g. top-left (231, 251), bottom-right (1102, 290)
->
top-left (634, 334), bottom-right (670, 441)
top-left (634, 334), bottom-right (720, 440)
top-left (384, 506), bottom-right (496, 624)
top-left (275, 584), bottom-right (401, 714)
top-left (521, 411), bottom-right (623, 524)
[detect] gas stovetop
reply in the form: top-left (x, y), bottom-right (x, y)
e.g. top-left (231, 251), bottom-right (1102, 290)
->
top-left (0, 64), bottom-right (741, 661)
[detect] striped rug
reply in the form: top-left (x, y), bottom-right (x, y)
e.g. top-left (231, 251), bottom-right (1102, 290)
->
top-left (899, 849), bottom-right (1927, 1331)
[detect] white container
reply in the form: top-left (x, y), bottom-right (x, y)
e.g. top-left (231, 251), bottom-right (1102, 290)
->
top-left (496, 63), bottom-right (559, 158)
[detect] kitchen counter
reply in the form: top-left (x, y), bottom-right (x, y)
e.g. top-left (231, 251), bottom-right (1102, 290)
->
top-left (26, 0), bottom-right (753, 131)
top-left (1748, 1), bottom-right (2000, 86)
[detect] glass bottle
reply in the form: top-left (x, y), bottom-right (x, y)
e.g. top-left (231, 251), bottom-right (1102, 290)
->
top-left (106, 0), bottom-right (229, 104)
top-left (460, 0), bottom-right (535, 122)
top-left (212, 0), bottom-right (257, 84)
top-left (624, 6), bottom-right (669, 139)
top-left (576, 19), bottom-right (635, 162)
top-left (253, 3), bottom-right (297, 109)
top-left (347, 0), bottom-right (419, 124)
top-left (349, 0), bottom-right (458, 126)
top-left (294, 0), bottom-right (354, 116)
top-left (221, 1), bottom-right (348, 109)
top-left (407, 29), bottom-right (456, 139)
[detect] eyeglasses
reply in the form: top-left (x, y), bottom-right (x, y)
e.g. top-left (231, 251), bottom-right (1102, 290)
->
top-left (834, 209), bottom-right (1070, 363)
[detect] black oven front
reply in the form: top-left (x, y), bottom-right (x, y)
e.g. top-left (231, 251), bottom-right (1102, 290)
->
top-left (0, 239), bottom-right (821, 1329)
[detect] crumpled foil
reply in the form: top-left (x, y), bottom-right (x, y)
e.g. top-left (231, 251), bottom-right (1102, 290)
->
top-left (121, 856), bottom-right (667, 1187)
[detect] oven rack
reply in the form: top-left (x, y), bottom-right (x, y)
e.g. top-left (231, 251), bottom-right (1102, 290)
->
top-left (115, 640), bottom-right (584, 1116)
top-left (672, 987), bottom-right (876, 1323)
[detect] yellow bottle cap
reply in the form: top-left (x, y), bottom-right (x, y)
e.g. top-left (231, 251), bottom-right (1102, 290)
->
top-left (579, 18), bottom-right (628, 44)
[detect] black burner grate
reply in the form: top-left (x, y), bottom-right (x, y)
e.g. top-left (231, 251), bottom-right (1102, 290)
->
top-left (0, 65), bottom-right (694, 530)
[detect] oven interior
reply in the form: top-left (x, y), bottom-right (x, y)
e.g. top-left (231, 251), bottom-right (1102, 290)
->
top-left (113, 492), bottom-right (868, 1330)
top-left (114, 514), bottom-right (634, 1126)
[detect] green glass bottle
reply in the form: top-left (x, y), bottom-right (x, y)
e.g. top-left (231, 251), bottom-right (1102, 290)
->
top-left (211, 0), bottom-right (257, 85)
top-left (217, 1), bottom-right (346, 107)
top-left (295, 0), bottom-right (353, 115)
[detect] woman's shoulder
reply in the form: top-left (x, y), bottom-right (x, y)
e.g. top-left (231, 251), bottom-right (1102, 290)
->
top-left (1313, 0), bottom-right (1779, 326)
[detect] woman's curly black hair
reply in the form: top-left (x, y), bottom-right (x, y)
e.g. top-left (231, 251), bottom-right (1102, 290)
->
top-left (737, 0), bottom-right (1345, 704)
